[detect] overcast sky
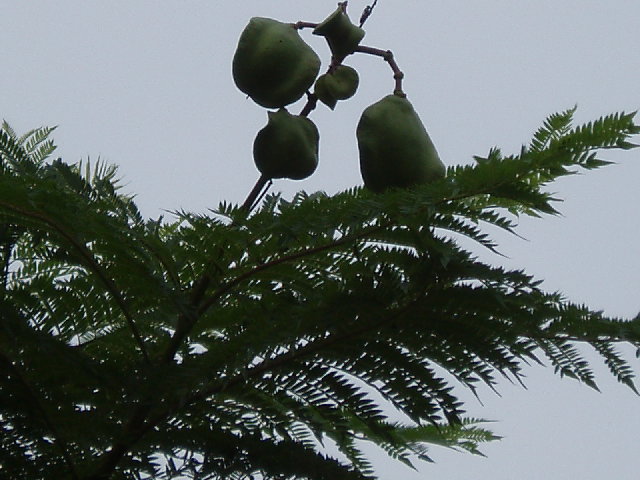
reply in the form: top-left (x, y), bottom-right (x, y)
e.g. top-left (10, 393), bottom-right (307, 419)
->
top-left (2, 1), bottom-right (639, 478)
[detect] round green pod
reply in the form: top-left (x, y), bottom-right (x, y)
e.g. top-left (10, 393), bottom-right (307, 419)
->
top-left (233, 17), bottom-right (321, 108)
top-left (356, 94), bottom-right (445, 193)
top-left (314, 65), bottom-right (359, 109)
top-left (313, 7), bottom-right (365, 58)
top-left (253, 109), bottom-right (319, 180)
top-left (313, 74), bottom-right (338, 110)
top-left (325, 65), bottom-right (359, 100)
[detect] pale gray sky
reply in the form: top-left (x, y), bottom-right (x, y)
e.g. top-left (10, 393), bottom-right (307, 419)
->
top-left (2, 1), bottom-right (640, 478)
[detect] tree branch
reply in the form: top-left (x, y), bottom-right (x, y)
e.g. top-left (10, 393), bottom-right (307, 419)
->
top-left (354, 45), bottom-right (405, 95)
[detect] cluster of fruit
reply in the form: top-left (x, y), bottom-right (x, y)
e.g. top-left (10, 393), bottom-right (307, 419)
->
top-left (232, 3), bottom-right (445, 194)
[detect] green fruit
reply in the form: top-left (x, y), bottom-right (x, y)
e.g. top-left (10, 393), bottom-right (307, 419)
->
top-left (233, 17), bottom-right (321, 109)
top-left (327, 65), bottom-right (359, 99)
top-left (313, 6), bottom-right (365, 58)
top-left (356, 94), bottom-right (446, 193)
top-left (253, 109), bottom-right (319, 180)
top-left (314, 65), bottom-right (359, 110)
top-left (313, 74), bottom-right (338, 110)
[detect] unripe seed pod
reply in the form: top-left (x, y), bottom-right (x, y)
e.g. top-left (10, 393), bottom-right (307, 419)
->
top-left (325, 65), bottom-right (359, 100)
top-left (313, 7), bottom-right (365, 58)
top-left (253, 109), bottom-right (319, 180)
top-left (233, 17), bottom-right (321, 108)
top-left (314, 65), bottom-right (359, 110)
top-left (356, 94), bottom-right (446, 193)
top-left (313, 74), bottom-right (338, 110)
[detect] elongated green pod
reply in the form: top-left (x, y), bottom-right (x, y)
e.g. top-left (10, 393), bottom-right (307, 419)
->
top-left (356, 94), bottom-right (445, 192)
top-left (313, 6), bottom-right (365, 57)
top-left (233, 17), bottom-right (321, 108)
top-left (253, 109), bottom-right (319, 180)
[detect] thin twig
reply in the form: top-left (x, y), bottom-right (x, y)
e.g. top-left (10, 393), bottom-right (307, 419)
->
top-left (240, 174), bottom-right (269, 212)
top-left (299, 90), bottom-right (319, 117)
top-left (250, 178), bottom-right (273, 211)
top-left (354, 45), bottom-right (405, 95)
top-left (293, 21), bottom-right (318, 30)
top-left (359, 0), bottom-right (379, 28)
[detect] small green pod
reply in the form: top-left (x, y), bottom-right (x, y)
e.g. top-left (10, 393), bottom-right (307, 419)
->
top-left (314, 65), bottom-right (359, 110)
top-left (313, 6), bottom-right (365, 58)
top-left (325, 65), bottom-right (359, 100)
top-left (233, 17), bottom-right (321, 108)
top-left (356, 94), bottom-right (446, 193)
top-left (313, 74), bottom-right (338, 110)
top-left (253, 109), bottom-right (319, 180)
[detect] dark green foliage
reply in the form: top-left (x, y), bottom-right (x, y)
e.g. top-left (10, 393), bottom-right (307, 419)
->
top-left (0, 109), bottom-right (639, 479)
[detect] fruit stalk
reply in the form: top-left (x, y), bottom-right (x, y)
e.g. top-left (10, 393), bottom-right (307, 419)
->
top-left (294, 21), bottom-right (319, 30)
top-left (299, 91), bottom-right (319, 117)
top-left (241, 174), bottom-right (270, 212)
top-left (354, 45), bottom-right (405, 96)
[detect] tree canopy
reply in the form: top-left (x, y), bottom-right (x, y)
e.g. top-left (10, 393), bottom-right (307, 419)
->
top-left (0, 108), bottom-right (639, 479)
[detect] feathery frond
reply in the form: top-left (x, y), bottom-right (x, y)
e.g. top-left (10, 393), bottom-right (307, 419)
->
top-left (0, 110), bottom-right (638, 479)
